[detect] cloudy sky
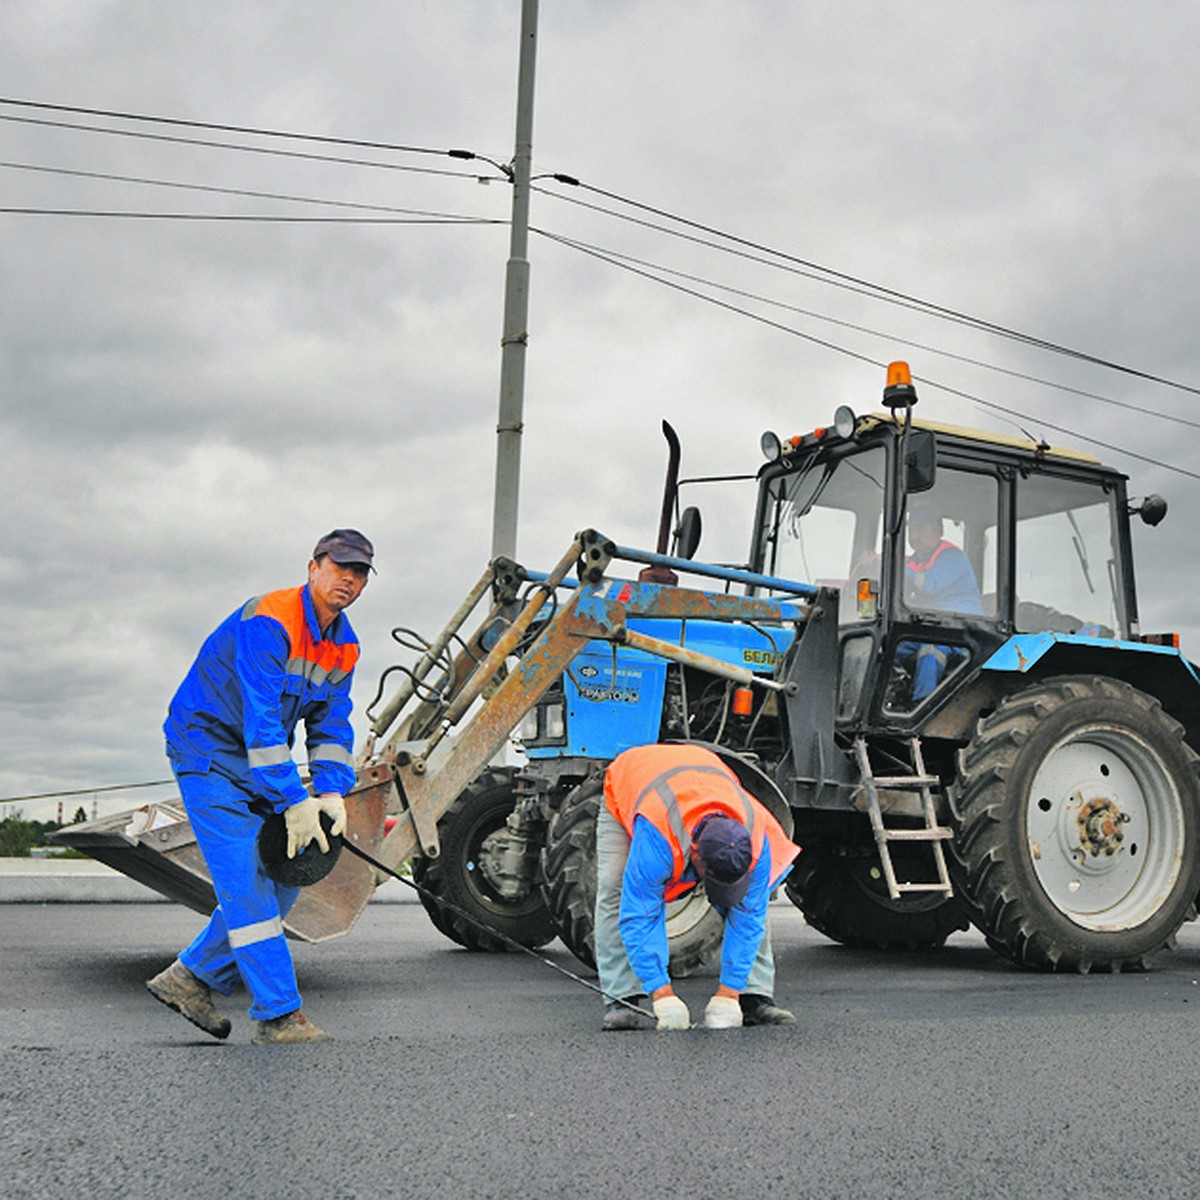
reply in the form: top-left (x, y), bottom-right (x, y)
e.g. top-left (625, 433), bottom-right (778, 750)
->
top-left (3, 2), bottom-right (1199, 819)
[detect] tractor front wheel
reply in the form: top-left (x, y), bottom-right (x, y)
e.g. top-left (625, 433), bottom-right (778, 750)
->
top-left (412, 767), bottom-right (557, 952)
top-left (951, 676), bottom-right (1200, 972)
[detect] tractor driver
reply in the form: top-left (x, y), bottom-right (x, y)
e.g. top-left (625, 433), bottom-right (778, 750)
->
top-left (595, 743), bottom-right (801, 1031)
top-left (900, 505), bottom-right (983, 699)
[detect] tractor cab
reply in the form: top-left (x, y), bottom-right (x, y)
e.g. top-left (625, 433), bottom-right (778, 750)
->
top-left (751, 365), bottom-right (1146, 737)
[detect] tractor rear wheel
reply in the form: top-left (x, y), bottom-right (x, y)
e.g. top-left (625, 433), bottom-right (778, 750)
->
top-left (784, 847), bottom-right (970, 949)
top-left (412, 766), bottom-right (557, 952)
top-left (951, 675), bottom-right (1200, 972)
top-left (540, 775), bottom-right (723, 975)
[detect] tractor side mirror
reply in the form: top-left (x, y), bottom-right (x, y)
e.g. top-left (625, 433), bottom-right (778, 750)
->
top-left (905, 429), bottom-right (937, 493)
top-left (1133, 494), bottom-right (1168, 527)
top-left (674, 506), bottom-right (703, 559)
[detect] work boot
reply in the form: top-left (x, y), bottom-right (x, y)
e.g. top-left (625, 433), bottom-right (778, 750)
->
top-left (252, 1009), bottom-right (330, 1045)
top-left (740, 994), bottom-right (796, 1026)
top-left (146, 958), bottom-right (232, 1040)
top-left (601, 995), bottom-right (651, 1031)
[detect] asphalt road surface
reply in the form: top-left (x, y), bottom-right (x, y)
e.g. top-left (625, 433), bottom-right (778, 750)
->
top-left (5, 901), bottom-right (1200, 1199)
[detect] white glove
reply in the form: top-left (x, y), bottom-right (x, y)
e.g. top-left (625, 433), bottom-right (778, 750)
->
top-left (285, 797), bottom-right (327, 859)
top-left (316, 793), bottom-right (347, 839)
top-left (652, 994), bottom-right (691, 1031)
top-left (704, 994), bottom-right (744, 1029)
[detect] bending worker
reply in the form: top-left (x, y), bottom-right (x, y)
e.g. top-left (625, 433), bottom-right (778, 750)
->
top-left (146, 529), bottom-right (374, 1045)
top-left (597, 743), bottom-right (801, 1031)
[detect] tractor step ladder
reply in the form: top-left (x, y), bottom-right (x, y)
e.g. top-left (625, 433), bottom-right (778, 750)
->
top-left (853, 737), bottom-right (954, 901)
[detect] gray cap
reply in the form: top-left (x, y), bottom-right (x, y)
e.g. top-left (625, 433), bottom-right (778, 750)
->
top-left (313, 528), bottom-right (375, 572)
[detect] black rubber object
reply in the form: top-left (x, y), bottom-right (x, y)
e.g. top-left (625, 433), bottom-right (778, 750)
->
top-left (257, 810), bottom-right (342, 887)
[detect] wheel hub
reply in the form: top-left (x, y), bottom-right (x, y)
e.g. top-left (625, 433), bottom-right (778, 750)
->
top-left (478, 824), bottom-right (538, 901)
top-left (1076, 795), bottom-right (1130, 859)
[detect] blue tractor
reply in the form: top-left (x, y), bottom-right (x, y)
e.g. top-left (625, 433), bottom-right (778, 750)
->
top-left (60, 363), bottom-right (1200, 975)
top-left (380, 362), bottom-right (1200, 975)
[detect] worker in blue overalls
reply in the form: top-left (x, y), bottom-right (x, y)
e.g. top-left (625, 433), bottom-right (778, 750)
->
top-left (146, 529), bottom-right (373, 1044)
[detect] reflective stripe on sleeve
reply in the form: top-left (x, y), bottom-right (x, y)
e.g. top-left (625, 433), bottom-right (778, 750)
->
top-left (284, 658), bottom-right (353, 687)
top-left (227, 915), bottom-right (285, 949)
top-left (247, 744), bottom-right (292, 769)
top-left (310, 743), bottom-right (353, 766)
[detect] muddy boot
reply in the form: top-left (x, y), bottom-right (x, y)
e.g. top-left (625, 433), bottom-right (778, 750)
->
top-left (146, 958), bottom-right (232, 1040)
top-left (252, 1010), bottom-right (330, 1045)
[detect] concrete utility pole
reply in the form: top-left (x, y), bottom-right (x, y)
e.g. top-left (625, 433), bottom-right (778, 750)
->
top-left (490, 0), bottom-right (538, 561)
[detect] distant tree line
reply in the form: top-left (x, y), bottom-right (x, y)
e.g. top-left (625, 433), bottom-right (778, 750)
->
top-left (0, 807), bottom-right (88, 856)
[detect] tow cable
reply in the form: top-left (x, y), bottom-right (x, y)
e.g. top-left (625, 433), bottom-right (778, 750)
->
top-left (257, 811), bottom-right (651, 1020)
top-left (340, 837), bottom-right (653, 1021)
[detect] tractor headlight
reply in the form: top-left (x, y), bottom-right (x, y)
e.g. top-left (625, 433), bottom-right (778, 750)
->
top-left (543, 701), bottom-right (565, 741)
top-left (518, 697), bottom-right (567, 745)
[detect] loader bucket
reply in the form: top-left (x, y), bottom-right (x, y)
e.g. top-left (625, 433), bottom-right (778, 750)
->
top-left (49, 765), bottom-right (393, 943)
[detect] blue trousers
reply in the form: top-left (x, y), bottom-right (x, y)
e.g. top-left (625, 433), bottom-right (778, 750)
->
top-left (173, 770), bottom-right (302, 1020)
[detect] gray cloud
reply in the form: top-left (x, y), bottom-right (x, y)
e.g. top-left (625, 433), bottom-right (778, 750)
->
top-left (3, 1), bottom-right (1200, 815)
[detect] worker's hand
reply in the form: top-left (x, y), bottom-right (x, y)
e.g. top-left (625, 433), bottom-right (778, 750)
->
top-left (704, 994), bottom-right (743, 1029)
top-left (284, 797), bottom-right (328, 859)
top-left (316, 793), bottom-right (347, 839)
top-left (652, 994), bottom-right (691, 1031)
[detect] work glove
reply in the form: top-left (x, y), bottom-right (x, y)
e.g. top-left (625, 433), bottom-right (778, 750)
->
top-left (285, 797), bottom-right (328, 859)
top-left (704, 994), bottom-right (744, 1029)
top-left (316, 793), bottom-right (347, 839)
top-left (652, 994), bottom-right (691, 1031)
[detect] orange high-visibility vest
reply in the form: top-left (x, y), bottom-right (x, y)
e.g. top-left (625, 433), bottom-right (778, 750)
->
top-left (604, 744), bottom-right (800, 900)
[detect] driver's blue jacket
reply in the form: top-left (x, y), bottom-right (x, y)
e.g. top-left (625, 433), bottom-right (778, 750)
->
top-left (163, 584), bottom-right (359, 811)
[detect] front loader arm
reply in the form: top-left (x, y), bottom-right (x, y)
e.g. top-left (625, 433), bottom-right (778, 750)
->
top-left (368, 530), bottom-right (812, 874)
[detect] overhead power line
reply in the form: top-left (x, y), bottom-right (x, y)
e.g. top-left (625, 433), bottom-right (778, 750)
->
top-left (534, 228), bottom-right (1200, 483)
top-left (0, 113), bottom-right (503, 181)
top-left (539, 230), bottom-right (1200, 434)
top-left (0, 95), bottom-right (491, 161)
top-left (538, 177), bottom-right (1200, 398)
top-left (4, 96), bottom-right (1198, 447)
top-left (0, 159), bottom-right (499, 220)
top-left (3, 96), bottom-right (1194, 397)
top-left (0, 779), bottom-right (174, 805)
top-left (0, 207), bottom-right (500, 225)
top-left (13, 149), bottom-right (1188, 441)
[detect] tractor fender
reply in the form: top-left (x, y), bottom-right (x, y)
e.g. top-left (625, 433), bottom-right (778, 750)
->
top-left (671, 740), bottom-right (796, 840)
top-left (980, 634), bottom-right (1200, 748)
